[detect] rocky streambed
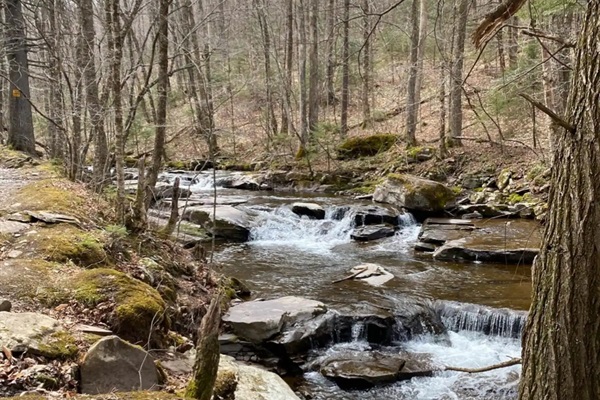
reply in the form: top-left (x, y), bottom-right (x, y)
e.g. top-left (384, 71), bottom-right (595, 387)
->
top-left (141, 168), bottom-right (540, 399)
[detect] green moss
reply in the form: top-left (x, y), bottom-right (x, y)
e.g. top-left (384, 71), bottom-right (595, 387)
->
top-left (13, 179), bottom-right (83, 214)
top-left (451, 186), bottom-right (463, 195)
top-left (166, 160), bottom-right (188, 169)
top-left (29, 225), bottom-right (109, 268)
top-left (386, 173), bottom-right (455, 211)
top-left (337, 134), bottom-right (398, 160)
top-left (507, 193), bottom-right (524, 204)
top-left (526, 163), bottom-right (546, 181)
top-left (124, 156), bottom-right (138, 167)
top-left (138, 257), bottom-right (178, 303)
top-left (213, 369), bottom-right (238, 400)
top-left (73, 268), bottom-right (168, 344)
top-left (35, 330), bottom-right (78, 359)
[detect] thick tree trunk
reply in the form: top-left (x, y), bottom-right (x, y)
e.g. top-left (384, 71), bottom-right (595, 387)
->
top-left (519, 3), bottom-right (600, 399)
top-left (448, 0), bottom-right (469, 146)
top-left (361, 0), bottom-right (371, 124)
top-left (307, 0), bottom-right (319, 132)
top-left (281, 0), bottom-right (294, 134)
top-left (497, 29), bottom-right (506, 74)
top-left (326, 0), bottom-right (336, 105)
top-left (405, 0), bottom-right (427, 145)
top-left (5, 0), bottom-right (36, 155)
top-left (340, 0), bottom-right (350, 138)
top-left (147, 0), bottom-right (169, 199)
top-left (79, 0), bottom-right (109, 188)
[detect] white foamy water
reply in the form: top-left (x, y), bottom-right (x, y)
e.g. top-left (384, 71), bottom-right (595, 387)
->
top-left (303, 330), bottom-right (520, 400)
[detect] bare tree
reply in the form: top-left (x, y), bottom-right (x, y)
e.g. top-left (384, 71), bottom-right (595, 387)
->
top-left (340, 0), bottom-right (350, 138)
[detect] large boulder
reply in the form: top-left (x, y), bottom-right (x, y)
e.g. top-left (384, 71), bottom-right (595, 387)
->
top-left (0, 312), bottom-right (77, 358)
top-left (336, 302), bottom-right (396, 344)
top-left (351, 225), bottom-right (395, 241)
top-left (80, 335), bottom-right (159, 394)
top-left (337, 134), bottom-right (398, 160)
top-left (183, 205), bottom-right (251, 241)
top-left (373, 174), bottom-right (456, 213)
top-left (320, 351), bottom-right (433, 389)
top-left (221, 173), bottom-right (272, 191)
top-left (214, 355), bottom-right (301, 400)
top-left (393, 299), bottom-right (446, 340)
top-left (291, 202), bottom-right (325, 220)
top-left (222, 296), bottom-right (334, 355)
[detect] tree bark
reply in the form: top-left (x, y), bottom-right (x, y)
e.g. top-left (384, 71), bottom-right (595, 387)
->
top-left (361, 0), bottom-right (371, 124)
top-left (5, 0), bottom-right (36, 155)
top-left (448, 0), bottom-right (469, 146)
top-left (255, 0), bottom-right (278, 140)
top-left (147, 0), bottom-right (169, 202)
top-left (405, 0), bottom-right (427, 146)
top-left (326, 0), bottom-right (336, 105)
top-left (297, 0), bottom-right (309, 157)
top-left (79, 0), bottom-right (109, 188)
top-left (519, 2), bottom-right (600, 399)
top-left (308, 0), bottom-right (319, 132)
top-left (340, 0), bottom-right (350, 138)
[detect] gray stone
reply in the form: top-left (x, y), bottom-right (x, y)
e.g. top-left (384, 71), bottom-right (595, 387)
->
top-left (457, 204), bottom-right (511, 218)
top-left (291, 202), bottom-right (326, 219)
top-left (0, 220), bottom-right (29, 234)
top-left (183, 205), bottom-right (251, 241)
top-left (80, 335), bottom-right (158, 394)
top-left (348, 264), bottom-right (394, 286)
top-left (23, 211), bottom-right (81, 225)
top-left (0, 312), bottom-right (76, 358)
top-left (353, 205), bottom-right (401, 226)
top-left (320, 351), bottom-right (433, 389)
top-left (0, 299), bottom-right (11, 312)
top-left (351, 225), bottom-right (395, 241)
top-left (222, 296), bottom-right (328, 344)
top-left (373, 174), bottom-right (456, 213)
top-left (215, 355), bottom-right (301, 400)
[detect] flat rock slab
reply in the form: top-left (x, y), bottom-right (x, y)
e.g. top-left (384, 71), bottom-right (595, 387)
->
top-left (80, 335), bottom-right (158, 394)
top-left (433, 219), bottom-right (541, 264)
top-left (0, 312), bottom-right (76, 358)
top-left (222, 296), bottom-right (327, 343)
top-left (0, 220), bottom-right (29, 235)
top-left (23, 211), bottom-right (81, 225)
top-left (349, 263), bottom-right (394, 286)
top-left (418, 219), bottom-right (475, 245)
top-left (351, 225), bottom-right (395, 242)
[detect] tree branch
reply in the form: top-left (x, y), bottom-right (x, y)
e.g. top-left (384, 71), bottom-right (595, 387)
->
top-left (445, 358), bottom-right (521, 373)
top-left (519, 93), bottom-right (575, 133)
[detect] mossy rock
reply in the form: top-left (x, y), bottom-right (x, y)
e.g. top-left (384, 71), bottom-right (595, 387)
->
top-left (165, 160), bottom-right (189, 170)
top-left (72, 268), bottom-right (169, 345)
top-left (35, 330), bottom-right (79, 359)
top-left (138, 257), bottom-right (178, 303)
top-left (337, 134), bottom-right (398, 160)
top-left (27, 224), bottom-right (109, 268)
top-left (11, 178), bottom-right (108, 221)
top-left (0, 259), bottom-right (71, 305)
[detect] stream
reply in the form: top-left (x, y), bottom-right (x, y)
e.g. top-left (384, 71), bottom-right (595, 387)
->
top-left (163, 170), bottom-right (533, 399)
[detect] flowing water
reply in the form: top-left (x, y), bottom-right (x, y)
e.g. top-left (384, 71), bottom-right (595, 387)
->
top-left (164, 170), bottom-right (535, 399)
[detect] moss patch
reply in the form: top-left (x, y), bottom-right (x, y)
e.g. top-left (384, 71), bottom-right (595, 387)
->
top-left (72, 268), bottom-right (168, 344)
top-left (27, 224), bottom-right (109, 268)
top-left (337, 134), bottom-right (398, 160)
top-left (35, 330), bottom-right (78, 359)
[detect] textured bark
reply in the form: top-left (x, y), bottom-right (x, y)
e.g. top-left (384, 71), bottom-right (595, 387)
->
top-left (255, 0), bottom-right (278, 139)
top-left (5, 0), bottom-right (36, 155)
top-left (405, 0), bottom-right (427, 145)
top-left (325, 0), bottom-right (336, 105)
top-left (297, 0), bottom-right (308, 156)
top-left (147, 0), bottom-right (169, 198)
top-left (519, 3), bottom-right (600, 399)
top-left (340, 0), bottom-right (350, 138)
top-left (497, 29), bottom-right (506, 74)
top-left (46, 0), bottom-right (64, 159)
top-left (186, 295), bottom-right (221, 400)
top-left (79, 0), bottom-right (108, 188)
top-left (281, 0), bottom-right (294, 134)
top-left (361, 0), bottom-right (371, 123)
top-left (308, 0), bottom-right (319, 132)
top-left (449, 0), bottom-right (469, 146)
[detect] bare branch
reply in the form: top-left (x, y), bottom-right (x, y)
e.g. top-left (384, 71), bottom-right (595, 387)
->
top-left (519, 93), bottom-right (575, 133)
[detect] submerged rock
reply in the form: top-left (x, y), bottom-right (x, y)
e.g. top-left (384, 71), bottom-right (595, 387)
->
top-left (0, 312), bottom-right (77, 358)
top-left (320, 351), bottom-right (433, 389)
top-left (80, 335), bottom-right (159, 394)
top-left (291, 202), bottom-right (326, 220)
top-left (183, 205), bottom-right (251, 241)
top-left (373, 174), bottom-right (456, 214)
top-left (215, 355), bottom-right (301, 400)
top-left (350, 225), bottom-right (395, 241)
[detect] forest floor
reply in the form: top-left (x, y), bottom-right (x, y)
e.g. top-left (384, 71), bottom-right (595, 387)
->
top-left (0, 147), bottom-right (216, 399)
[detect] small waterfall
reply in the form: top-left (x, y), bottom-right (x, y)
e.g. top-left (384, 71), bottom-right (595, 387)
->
top-left (350, 322), bottom-right (365, 342)
top-left (398, 212), bottom-right (417, 226)
top-left (436, 301), bottom-right (527, 338)
top-left (248, 205), bottom-right (355, 247)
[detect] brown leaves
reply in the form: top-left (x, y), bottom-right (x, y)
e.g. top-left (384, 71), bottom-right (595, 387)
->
top-left (472, 0), bottom-right (527, 48)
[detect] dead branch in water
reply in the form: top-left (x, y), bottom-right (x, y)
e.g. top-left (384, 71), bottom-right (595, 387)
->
top-left (445, 358), bottom-right (521, 373)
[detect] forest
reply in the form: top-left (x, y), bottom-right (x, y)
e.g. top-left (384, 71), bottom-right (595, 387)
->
top-left (0, 0), bottom-right (599, 398)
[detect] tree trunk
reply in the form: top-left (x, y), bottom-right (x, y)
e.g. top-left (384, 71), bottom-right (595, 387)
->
top-left (361, 0), bottom-right (371, 124)
top-left (497, 28), bottom-right (506, 74)
top-left (147, 0), bottom-right (169, 200)
top-left (281, 0), bottom-right (294, 134)
top-left (186, 295), bottom-right (221, 400)
top-left (507, 16), bottom-right (518, 69)
top-left (340, 0), bottom-right (350, 138)
top-left (448, 0), bottom-right (469, 146)
top-left (326, 0), bottom-right (336, 105)
top-left (79, 0), bottom-right (109, 188)
top-left (308, 0), bottom-right (319, 133)
top-left (297, 0), bottom-right (308, 157)
top-left (519, 2), bottom-right (600, 399)
top-left (405, 0), bottom-right (427, 146)
top-left (255, 0), bottom-right (278, 141)
top-left (5, 0), bottom-right (36, 155)
top-left (46, 0), bottom-right (64, 159)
